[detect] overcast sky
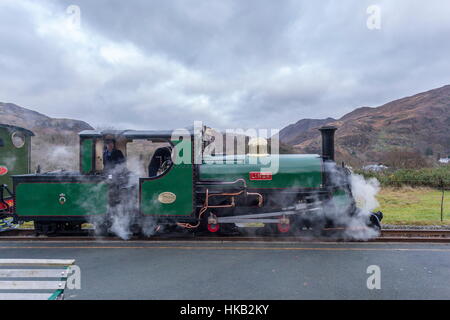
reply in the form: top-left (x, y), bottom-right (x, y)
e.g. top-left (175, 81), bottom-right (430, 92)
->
top-left (1, 0), bottom-right (450, 131)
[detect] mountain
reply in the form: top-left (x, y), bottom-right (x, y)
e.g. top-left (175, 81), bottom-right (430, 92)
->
top-left (0, 102), bottom-right (92, 132)
top-left (0, 102), bottom-right (93, 171)
top-left (279, 85), bottom-right (450, 166)
top-left (279, 118), bottom-right (335, 146)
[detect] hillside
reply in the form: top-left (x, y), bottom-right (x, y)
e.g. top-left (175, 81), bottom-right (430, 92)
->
top-left (279, 85), bottom-right (450, 166)
top-left (279, 118), bottom-right (335, 146)
top-left (0, 102), bottom-right (93, 171)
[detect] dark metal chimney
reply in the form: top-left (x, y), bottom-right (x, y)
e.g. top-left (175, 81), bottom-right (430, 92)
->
top-left (319, 126), bottom-right (337, 161)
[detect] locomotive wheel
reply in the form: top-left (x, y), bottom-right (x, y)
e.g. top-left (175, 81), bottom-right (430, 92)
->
top-left (34, 222), bottom-right (57, 236)
top-left (61, 222), bottom-right (82, 232)
top-left (207, 223), bottom-right (220, 233)
top-left (94, 222), bottom-right (111, 236)
top-left (277, 216), bottom-right (290, 234)
top-left (277, 223), bottom-right (290, 233)
top-left (130, 223), bottom-right (141, 235)
top-left (206, 213), bottom-right (219, 233)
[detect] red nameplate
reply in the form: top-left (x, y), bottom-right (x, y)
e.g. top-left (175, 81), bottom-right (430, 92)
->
top-left (249, 172), bottom-right (272, 181)
top-left (0, 166), bottom-right (8, 176)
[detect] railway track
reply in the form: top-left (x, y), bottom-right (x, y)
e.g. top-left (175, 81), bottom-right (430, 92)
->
top-left (1, 229), bottom-right (450, 242)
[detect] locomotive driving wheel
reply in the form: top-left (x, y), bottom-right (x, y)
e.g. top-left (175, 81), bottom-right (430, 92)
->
top-left (207, 213), bottom-right (219, 233)
top-left (277, 215), bottom-right (290, 233)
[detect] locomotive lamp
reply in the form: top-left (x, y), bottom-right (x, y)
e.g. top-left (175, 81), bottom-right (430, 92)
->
top-left (248, 137), bottom-right (269, 156)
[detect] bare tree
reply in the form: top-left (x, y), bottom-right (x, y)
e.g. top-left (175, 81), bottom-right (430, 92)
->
top-left (380, 149), bottom-right (428, 169)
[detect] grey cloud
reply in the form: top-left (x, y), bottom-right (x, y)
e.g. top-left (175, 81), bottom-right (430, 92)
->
top-left (1, 0), bottom-right (450, 131)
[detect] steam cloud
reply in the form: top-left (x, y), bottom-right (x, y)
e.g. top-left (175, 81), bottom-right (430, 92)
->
top-left (326, 163), bottom-right (381, 240)
top-left (345, 173), bottom-right (381, 240)
top-left (350, 174), bottom-right (380, 213)
top-left (86, 158), bottom-right (160, 240)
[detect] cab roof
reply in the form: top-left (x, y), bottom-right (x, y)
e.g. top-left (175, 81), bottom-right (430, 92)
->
top-left (79, 128), bottom-right (195, 142)
top-left (0, 123), bottom-right (34, 136)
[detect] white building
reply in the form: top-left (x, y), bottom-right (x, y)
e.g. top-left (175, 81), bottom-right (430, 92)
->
top-left (362, 164), bottom-right (388, 172)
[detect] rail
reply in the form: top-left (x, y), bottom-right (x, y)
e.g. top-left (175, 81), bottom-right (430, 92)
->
top-left (0, 228), bottom-right (449, 242)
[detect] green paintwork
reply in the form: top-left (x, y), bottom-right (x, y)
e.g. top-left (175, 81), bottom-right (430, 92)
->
top-left (0, 127), bottom-right (31, 188)
top-left (48, 289), bottom-right (64, 300)
top-left (199, 154), bottom-right (323, 189)
top-left (15, 182), bottom-right (108, 217)
top-left (140, 140), bottom-right (193, 216)
top-left (331, 189), bottom-right (354, 212)
top-left (48, 266), bottom-right (68, 300)
top-left (81, 139), bottom-right (93, 174)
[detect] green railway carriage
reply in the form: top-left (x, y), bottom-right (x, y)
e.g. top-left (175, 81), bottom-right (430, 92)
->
top-left (2, 123), bottom-right (382, 235)
top-left (0, 124), bottom-right (34, 214)
top-left (0, 124), bottom-right (33, 188)
top-left (14, 175), bottom-right (108, 216)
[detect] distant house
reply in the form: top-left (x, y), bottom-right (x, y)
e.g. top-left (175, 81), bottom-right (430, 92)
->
top-left (439, 158), bottom-right (450, 164)
top-left (362, 164), bottom-right (389, 172)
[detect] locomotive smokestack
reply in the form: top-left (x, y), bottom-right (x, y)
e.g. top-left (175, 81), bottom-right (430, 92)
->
top-left (319, 126), bottom-right (337, 161)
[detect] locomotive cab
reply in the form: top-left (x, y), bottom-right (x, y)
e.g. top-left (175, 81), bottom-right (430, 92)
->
top-left (78, 129), bottom-right (195, 220)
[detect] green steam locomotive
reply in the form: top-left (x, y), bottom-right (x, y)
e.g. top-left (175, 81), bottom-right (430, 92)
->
top-left (0, 123), bottom-right (382, 235)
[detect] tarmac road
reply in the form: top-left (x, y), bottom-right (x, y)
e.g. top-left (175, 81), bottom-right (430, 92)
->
top-left (0, 240), bottom-right (449, 300)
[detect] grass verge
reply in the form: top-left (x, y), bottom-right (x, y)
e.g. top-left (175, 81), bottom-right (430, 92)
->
top-left (377, 187), bottom-right (450, 225)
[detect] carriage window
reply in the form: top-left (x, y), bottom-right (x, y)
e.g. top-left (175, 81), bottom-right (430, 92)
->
top-left (0, 138), bottom-right (4, 147)
top-left (11, 132), bottom-right (25, 148)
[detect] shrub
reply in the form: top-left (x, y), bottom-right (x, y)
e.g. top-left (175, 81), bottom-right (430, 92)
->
top-left (355, 166), bottom-right (450, 188)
